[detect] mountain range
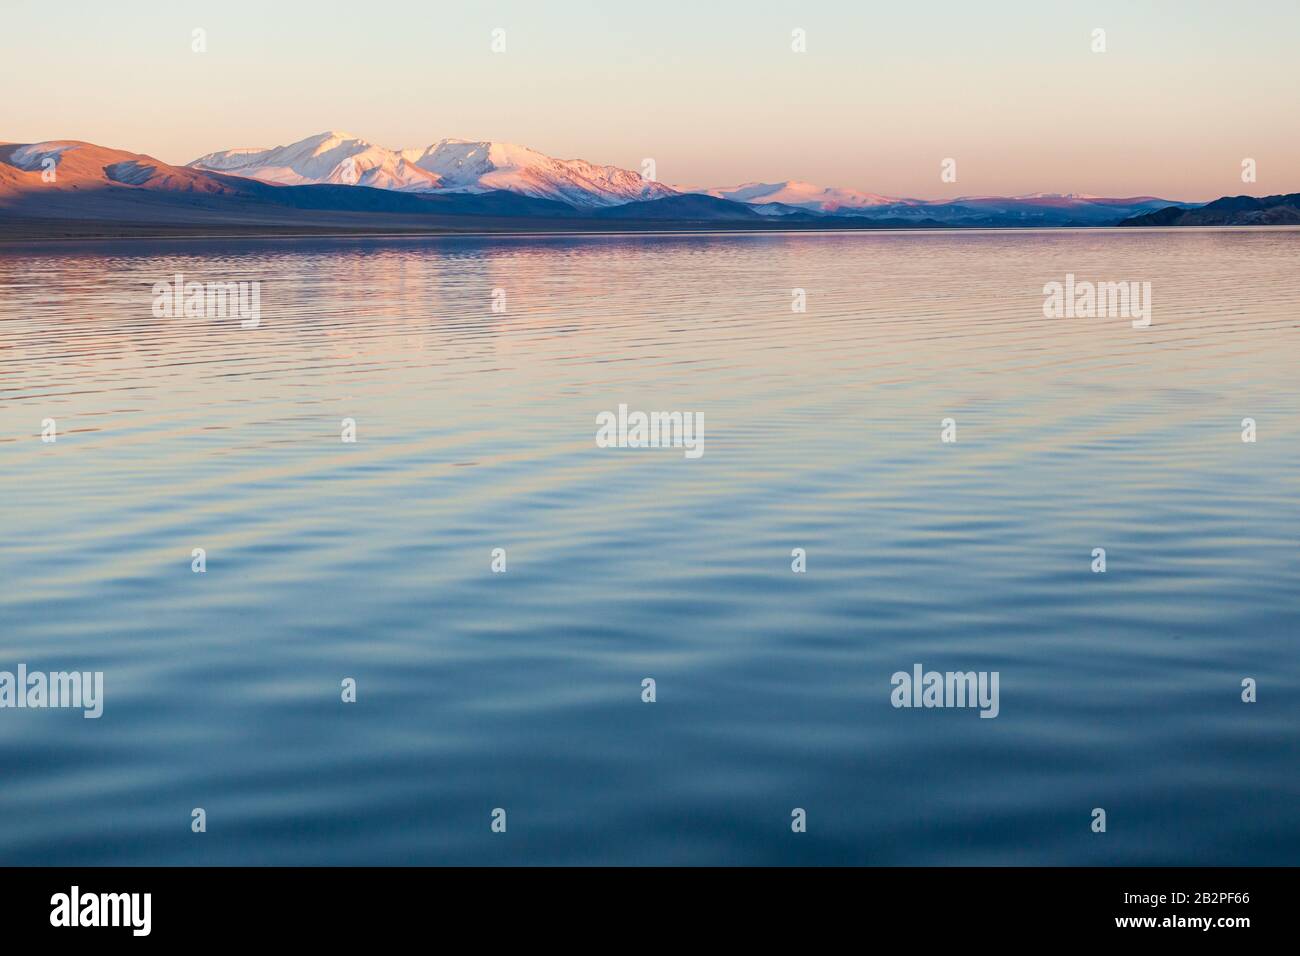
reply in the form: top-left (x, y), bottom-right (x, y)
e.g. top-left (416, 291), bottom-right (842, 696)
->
top-left (0, 130), bottom-right (1284, 238)
top-left (185, 132), bottom-right (1188, 225)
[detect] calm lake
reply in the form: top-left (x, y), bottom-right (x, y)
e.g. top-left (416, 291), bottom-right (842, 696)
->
top-left (1, 228), bottom-right (1297, 864)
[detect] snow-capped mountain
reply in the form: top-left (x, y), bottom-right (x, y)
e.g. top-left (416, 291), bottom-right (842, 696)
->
top-left (189, 132), bottom-right (432, 189)
top-left (404, 139), bottom-right (674, 207)
top-left (189, 131), bottom-right (675, 208)
top-left (704, 181), bottom-right (909, 212)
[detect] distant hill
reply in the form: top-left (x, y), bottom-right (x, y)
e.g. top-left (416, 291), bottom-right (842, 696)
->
top-left (1119, 193), bottom-right (1300, 226)
top-left (704, 183), bottom-right (1191, 225)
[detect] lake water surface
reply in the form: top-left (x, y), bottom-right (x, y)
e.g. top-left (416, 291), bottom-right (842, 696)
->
top-left (1, 228), bottom-right (1297, 864)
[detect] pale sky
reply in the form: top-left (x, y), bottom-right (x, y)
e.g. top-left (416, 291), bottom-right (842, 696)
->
top-left (2, 0), bottom-right (1297, 200)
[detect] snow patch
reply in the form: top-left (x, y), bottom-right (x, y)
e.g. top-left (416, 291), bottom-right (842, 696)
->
top-left (9, 142), bottom-right (78, 171)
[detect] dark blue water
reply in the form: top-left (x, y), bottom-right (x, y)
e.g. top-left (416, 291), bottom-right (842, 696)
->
top-left (1, 229), bottom-right (1297, 864)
